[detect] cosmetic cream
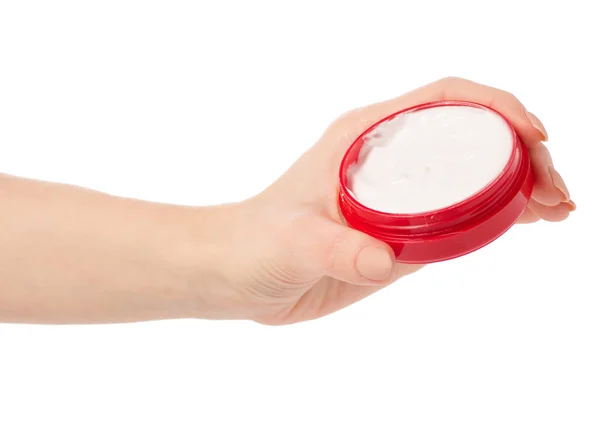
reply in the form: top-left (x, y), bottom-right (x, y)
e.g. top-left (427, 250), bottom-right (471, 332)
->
top-left (347, 105), bottom-right (513, 214)
top-left (338, 101), bottom-right (534, 263)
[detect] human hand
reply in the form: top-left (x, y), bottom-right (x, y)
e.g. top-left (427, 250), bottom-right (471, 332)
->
top-left (0, 77), bottom-right (574, 325)
top-left (219, 77), bottom-right (575, 325)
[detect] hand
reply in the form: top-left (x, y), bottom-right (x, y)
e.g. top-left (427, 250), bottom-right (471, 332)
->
top-left (219, 77), bottom-right (575, 325)
top-left (0, 77), bottom-right (574, 325)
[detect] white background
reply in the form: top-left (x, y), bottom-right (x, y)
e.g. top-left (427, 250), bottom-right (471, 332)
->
top-left (1, 1), bottom-right (598, 427)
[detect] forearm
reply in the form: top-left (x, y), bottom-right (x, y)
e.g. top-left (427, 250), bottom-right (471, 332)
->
top-left (0, 174), bottom-right (236, 324)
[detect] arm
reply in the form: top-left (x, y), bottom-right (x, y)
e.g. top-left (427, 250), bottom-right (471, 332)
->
top-left (0, 78), bottom-right (574, 325)
top-left (0, 174), bottom-right (237, 323)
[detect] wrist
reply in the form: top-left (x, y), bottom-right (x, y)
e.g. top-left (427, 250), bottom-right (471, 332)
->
top-left (174, 202), bottom-right (249, 320)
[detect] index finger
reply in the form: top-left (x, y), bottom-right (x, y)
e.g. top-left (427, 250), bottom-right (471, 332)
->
top-left (332, 77), bottom-right (546, 149)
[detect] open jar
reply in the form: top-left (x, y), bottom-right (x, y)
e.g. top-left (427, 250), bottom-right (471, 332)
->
top-left (338, 100), bottom-right (534, 264)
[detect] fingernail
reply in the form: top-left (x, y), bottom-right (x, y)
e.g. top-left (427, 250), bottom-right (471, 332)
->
top-left (356, 246), bottom-right (393, 281)
top-left (565, 200), bottom-right (577, 212)
top-left (548, 166), bottom-right (570, 202)
top-left (526, 111), bottom-right (548, 141)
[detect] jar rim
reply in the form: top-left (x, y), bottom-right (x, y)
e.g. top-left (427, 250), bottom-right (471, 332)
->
top-left (338, 100), bottom-right (519, 220)
top-left (338, 100), bottom-right (531, 242)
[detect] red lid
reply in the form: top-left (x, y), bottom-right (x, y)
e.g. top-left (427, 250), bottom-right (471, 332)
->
top-left (338, 101), bottom-right (534, 264)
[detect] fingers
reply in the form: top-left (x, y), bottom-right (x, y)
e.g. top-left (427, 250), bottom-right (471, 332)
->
top-left (518, 198), bottom-right (575, 224)
top-left (347, 77), bottom-right (546, 148)
top-left (527, 141), bottom-right (575, 217)
top-left (322, 77), bottom-right (574, 225)
top-left (396, 79), bottom-right (575, 213)
top-left (517, 206), bottom-right (540, 224)
top-left (525, 111), bottom-right (549, 141)
top-left (365, 78), bottom-right (575, 218)
top-left (318, 220), bottom-right (396, 286)
top-left (433, 78), bottom-right (545, 148)
top-left (526, 199), bottom-right (574, 222)
top-left (322, 76), bottom-right (553, 183)
top-left (529, 143), bottom-right (569, 206)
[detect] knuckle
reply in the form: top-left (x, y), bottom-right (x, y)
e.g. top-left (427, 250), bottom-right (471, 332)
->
top-left (437, 76), bottom-right (465, 86)
top-left (496, 89), bottom-right (526, 114)
top-left (333, 107), bottom-right (363, 126)
top-left (322, 228), bottom-right (346, 270)
top-left (498, 88), bottom-right (518, 102)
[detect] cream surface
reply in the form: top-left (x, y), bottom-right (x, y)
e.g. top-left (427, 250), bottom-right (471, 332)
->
top-left (347, 106), bottom-right (513, 214)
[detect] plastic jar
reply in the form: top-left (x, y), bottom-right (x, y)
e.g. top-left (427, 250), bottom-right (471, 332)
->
top-left (338, 100), bottom-right (534, 264)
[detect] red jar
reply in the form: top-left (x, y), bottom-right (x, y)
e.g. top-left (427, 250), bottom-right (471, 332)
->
top-left (338, 100), bottom-right (534, 264)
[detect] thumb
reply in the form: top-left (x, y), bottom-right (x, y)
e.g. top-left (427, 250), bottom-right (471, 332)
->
top-left (320, 221), bottom-right (396, 286)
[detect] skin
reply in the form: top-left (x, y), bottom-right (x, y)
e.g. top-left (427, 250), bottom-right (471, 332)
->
top-left (0, 77), bottom-right (575, 325)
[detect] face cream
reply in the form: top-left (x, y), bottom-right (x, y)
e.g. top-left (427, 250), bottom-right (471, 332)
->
top-left (338, 101), bottom-right (534, 263)
top-left (348, 106), bottom-right (513, 214)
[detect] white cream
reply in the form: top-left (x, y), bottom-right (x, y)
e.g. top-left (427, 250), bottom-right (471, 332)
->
top-left (348, 106), bottom-right (513, 214)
